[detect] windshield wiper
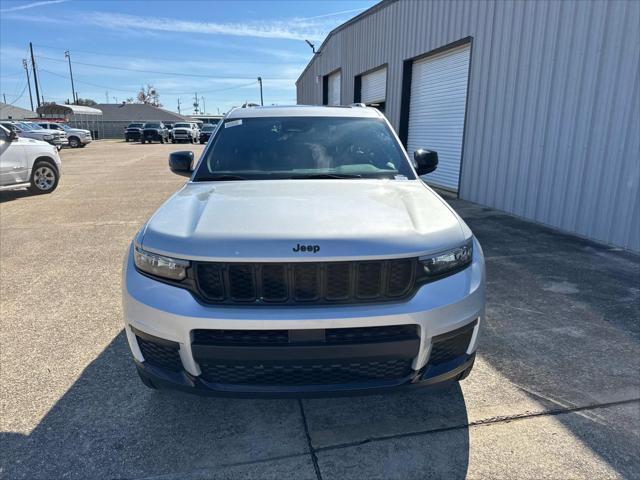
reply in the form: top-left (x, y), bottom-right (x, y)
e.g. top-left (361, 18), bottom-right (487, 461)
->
top-left (291, 173), bottom-right (363, 179)
top-left (203, 174), bottom-right (249, 181)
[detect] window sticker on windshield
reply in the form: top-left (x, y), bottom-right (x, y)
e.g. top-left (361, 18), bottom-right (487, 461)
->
top-left (225, 119), bottom-right (242, 128)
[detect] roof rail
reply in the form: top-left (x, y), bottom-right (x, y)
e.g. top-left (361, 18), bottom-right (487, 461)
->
top-left (241, 102), bottom-right (260, 108)
top-left (349, 103), bottom-right (366, 108)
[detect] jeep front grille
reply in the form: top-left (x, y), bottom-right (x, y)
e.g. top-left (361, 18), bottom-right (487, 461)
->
top-left (193, 259), bottom-right (417, 305)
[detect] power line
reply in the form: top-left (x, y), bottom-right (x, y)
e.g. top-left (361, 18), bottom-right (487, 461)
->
top-left (0, 71), bottom-right (23, 78)
top-left (36, 55), bottom-right (295, 80)
top-left (6, 82), bottom-right (28, 106)
top-left (31, 43), bottom-right (306, 65)
top-left (38, 69), bottom-right (257, 96)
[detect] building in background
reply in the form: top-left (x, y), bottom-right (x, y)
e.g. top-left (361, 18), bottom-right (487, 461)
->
top-left (36, 104), bottom-right (103, 138)
top-left (95, 103), bottom-right (189, 138)
top-left (296, 0), bottom-right (639, 251)
top-left (0, 102), bottom-right (37, 120)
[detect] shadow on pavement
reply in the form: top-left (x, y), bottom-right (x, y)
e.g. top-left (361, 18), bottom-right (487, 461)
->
top-left (0, 331), bottom-right (470, 479)
top-left (452, 198), bottom-right (640, 478)
top-left (0, 189), bottom-right (35, 203)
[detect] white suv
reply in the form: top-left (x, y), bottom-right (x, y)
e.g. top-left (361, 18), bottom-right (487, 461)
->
top-left (0, 125), bottom-right (62, 194)
top-left (123, 106), bottom-right (485, 396)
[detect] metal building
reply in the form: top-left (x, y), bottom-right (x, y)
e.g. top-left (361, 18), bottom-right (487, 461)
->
top-left (296, 0), bottom-right (640, 251)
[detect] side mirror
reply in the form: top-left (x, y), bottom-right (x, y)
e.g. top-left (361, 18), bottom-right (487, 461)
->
top-left (9, 130), bottom-right (18, 142)
top-left (169, 151), bottom-right (194, 177)
top-left (413, 149), bottom-right (438, 175)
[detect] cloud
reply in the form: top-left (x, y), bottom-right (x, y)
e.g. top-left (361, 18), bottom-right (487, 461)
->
top-left (86, 12), bottom-right (334, 41)
top-left (0, 0), bottom-right (67, 13)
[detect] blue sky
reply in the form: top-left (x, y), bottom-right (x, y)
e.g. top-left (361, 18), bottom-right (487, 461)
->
top-left (0, 0), bottom-right (376, 114)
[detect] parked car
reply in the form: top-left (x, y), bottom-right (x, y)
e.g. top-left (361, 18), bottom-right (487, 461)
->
top-left (38, 122), bottom-right (92, 148)
top-left (141, 122), bottom-right (169, 144)
top-left (124, 123), bottom-right (144, 142)
top-left (123, 105), bottom-right (485, 396)
top-left (0, 121), bottom-right (65, 150)
top-left (198, 124), bottom-right (216, 143)
top-left (0, 124), bottom-right (62, 194)
top-left (170, 122), bottom-right (198, 143)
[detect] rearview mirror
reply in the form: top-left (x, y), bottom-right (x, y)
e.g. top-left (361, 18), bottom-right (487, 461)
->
top-left (413, 149), bottom-right (438, 175)
top-left (169, 151), bottom-right (194, 177)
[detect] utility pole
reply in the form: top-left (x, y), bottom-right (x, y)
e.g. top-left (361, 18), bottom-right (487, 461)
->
top-left (29, 42), bottom-right (41, 109)
top-left (64, 50), bottom-right (77, 104)
top-left (193, 93), bottom-right (199, 114)
top-left (257, 77), bottom-right (263, 106)
top-left (22, 59), bottom-right (34, 111)
top-left (201, 96), bottom-right (206, 115)
top-left (2, 94), bottom-right (6, 104)
top-left (177, 98), bottom-right (181, 115)
top-left (105, 91), bottom-right (109, 103)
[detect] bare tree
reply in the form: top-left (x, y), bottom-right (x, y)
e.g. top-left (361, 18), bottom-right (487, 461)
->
top-left (136, 84), bottom-right (161, 107)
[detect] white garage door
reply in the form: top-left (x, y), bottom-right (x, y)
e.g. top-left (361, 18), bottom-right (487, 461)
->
top-left (328, 71), bottom-right (341, 106)
top-left (407, 44), bottom-right (471, 191)
top-left (361, 67), bottom-right (387, 104)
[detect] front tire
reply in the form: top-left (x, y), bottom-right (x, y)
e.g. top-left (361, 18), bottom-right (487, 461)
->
top-left (28, 161), bottom-right (59, 194)
top-left (68, 136), bottom-right (80, 148)
top-left (141, 139), bottom-right (145, 144)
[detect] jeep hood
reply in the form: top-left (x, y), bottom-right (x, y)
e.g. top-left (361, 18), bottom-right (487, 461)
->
top-left (140, 180), bottom-right (468, 261)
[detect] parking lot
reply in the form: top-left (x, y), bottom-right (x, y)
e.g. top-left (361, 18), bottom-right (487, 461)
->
top-left (1, 140), bottom-right (638, 479)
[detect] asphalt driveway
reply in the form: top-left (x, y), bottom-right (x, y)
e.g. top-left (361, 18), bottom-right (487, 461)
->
top-left (1, 140), bottom-right (638, 479)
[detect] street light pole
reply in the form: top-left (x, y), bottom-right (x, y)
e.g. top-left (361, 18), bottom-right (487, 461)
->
top-left (22, 59), bottom-right (34, 111)
top-left (65, 50), bottom-right (77, 104)
top-left (201, 96), bottom-right (206, 115)
top-left (257, 77), bottom-right (263, 106)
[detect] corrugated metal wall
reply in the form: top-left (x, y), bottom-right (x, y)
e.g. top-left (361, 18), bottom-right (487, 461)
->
top-left (296, 0), bottom-right (640, 251)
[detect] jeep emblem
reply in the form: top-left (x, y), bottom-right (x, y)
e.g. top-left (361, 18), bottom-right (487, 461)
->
top-left (293, 243), bottom-right (320, 253)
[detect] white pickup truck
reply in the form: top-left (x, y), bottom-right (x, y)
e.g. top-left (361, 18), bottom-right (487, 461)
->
top-left (38, 122), bottom-right (92, 148)
top-left (0, 124), bottom-right (62, 194)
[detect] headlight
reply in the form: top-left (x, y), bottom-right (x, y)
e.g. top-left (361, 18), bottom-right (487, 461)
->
top-left (43, 134), bottom-right (54, 140)
top-left (418, 239), bottom-right (473, 280)
top-left (134, 246), bottom-right (190, 281)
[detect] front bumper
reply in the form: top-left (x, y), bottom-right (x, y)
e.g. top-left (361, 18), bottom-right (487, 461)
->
top-left (172, 132), bottom-right (192, 140)
top-left (125, 132), bottom-right (141, 140)
top-left (142, 131), bottom-right (163, 141)
top-left (122, 239), bottom-right (485, 397)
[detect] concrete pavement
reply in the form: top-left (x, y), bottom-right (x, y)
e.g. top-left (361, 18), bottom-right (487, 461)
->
top-left (1, 140), bottom-right (638, 479)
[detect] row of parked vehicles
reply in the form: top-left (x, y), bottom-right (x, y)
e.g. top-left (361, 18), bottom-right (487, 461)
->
top-left (0, 120), bottom-right (92, 150)
top-left (124, 122), bottom-right (216, 144)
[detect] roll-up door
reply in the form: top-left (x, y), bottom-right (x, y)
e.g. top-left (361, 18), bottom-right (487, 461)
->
top-left (407, 44), bottom-right (471, 191)
top-left (328, 71), bottom-right (341, 106)
top-left (361, 67), bottom-right (387, 104)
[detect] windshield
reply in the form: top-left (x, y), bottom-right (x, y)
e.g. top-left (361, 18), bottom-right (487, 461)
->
top-left (143, 123), bottom-right (161, 128)
top-left (174, 123), bottom-right (190, 128)
top-left (202, 125), bottom-right (215, 132)
top-left (17, 122), bottom-right (37, 131)
top-left (129, 123), bottom-right (143, 128)
top-left (193, 116), bottom-right (414, 181)
top-left (59, 124), bottom-right (72, 131)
